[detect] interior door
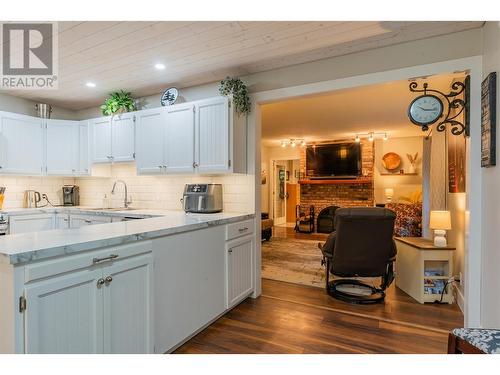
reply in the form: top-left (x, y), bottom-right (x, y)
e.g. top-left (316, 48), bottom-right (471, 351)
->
top-left (0, 112), bottom-right (43, 175)
top-left (135, 109), bottom-right (165, 175)
top-left (286, 183), bottom-right (298, 223)
top-left (24, 269), bottom-right (104, 354)
top-left (91, 117), bottom-right (112, 163)
top-left (102, 254), bottom-right (153, 354)
top-left (46, 119), bottom-right (79, 175)
top-left (111, 113), bottom-right (135, 162)
top-left (195, 97), bottom-right (229, 173)
top-left (165, 104), bottom-right (195, 173)
top-left (273, 161), bottom-right (287, 225)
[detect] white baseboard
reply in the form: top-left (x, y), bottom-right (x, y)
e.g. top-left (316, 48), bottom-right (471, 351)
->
top-left (454, 283), bottom-right (465, 313)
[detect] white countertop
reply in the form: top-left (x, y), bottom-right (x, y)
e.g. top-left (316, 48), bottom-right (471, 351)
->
top-left (0, 208), bottom-right (254, 265)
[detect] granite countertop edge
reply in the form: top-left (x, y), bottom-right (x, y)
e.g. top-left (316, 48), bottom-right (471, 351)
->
top-left (0, 211), bottom-right (255, 266)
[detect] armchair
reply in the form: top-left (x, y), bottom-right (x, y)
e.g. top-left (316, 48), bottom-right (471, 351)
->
top-left (319, 207), bottom-right (397, 304)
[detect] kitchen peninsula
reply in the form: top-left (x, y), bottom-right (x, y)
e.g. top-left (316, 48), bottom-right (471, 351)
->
top-left (0, 208), bottom-right (255, 354)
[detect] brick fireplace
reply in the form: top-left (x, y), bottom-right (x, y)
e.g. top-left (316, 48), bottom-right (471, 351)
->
top-left (298, 139), bottom-right (374, 230)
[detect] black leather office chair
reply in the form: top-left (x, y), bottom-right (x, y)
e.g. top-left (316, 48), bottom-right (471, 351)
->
top-left (318, 207), bottom-right (397, 304)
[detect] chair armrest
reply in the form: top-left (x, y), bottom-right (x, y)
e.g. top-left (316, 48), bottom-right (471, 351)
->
top-left (319, 231), bottom-right (336, 258)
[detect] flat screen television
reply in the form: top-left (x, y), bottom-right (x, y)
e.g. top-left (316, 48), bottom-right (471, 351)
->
top-left (306, 142), bottom-right (362, 179)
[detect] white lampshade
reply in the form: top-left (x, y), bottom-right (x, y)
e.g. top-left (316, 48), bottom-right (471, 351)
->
top-left (429, 211), bottom-right (452, 230)
top-left (384, 188), bottom-right (394, 199)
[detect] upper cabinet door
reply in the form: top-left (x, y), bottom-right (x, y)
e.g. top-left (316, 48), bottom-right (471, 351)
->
top-left (195, 97), bottom-right (230, 173)
top-left (24, 268), bottom-right (104, 354)
top-left (91, 117), bottom-right (112, 163)
top-left (165, 104), bottom-right (195, 174)
top-left (0, 112), bottom-right (43, 175)
top-left (111, 113), bottom-right (135, 162)
top-left (46, 119), bottom-right (79, 176)
top-left (102, 254), bottom-right (153, 354)
top-left (135, 108), bottom-right (165, 175)
top-left (79, 121), bottom-right (90, 175)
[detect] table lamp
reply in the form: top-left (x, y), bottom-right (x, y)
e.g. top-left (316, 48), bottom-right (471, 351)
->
top-left (385, 188), bottom-right (394, 203)
top-left (429, 210), bottom-right (452, 247)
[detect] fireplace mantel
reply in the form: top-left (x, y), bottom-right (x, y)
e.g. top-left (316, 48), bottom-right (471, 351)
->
top-left (298, 178), bottom-right (373, 185)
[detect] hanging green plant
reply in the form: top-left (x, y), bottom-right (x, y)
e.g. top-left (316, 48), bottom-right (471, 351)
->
top-left (100, 90), bottom-right (136, 116)
top-left (219, 77), bottom-right (251, 115)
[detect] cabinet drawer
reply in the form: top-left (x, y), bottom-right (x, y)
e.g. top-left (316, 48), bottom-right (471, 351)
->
top-left (24, 240), bottom-right (153, 283)
top-left (226, 219), bottom-right (254, 241)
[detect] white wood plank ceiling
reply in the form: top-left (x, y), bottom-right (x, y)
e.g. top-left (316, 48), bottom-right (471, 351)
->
top-left (1, 21), bottom-right (483, 110)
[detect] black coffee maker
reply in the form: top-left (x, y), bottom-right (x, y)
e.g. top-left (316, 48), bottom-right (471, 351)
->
top-left (62, 185), bottom-right (80, 206)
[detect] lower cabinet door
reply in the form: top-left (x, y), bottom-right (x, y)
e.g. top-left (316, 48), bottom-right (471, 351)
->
top-left (9, 214), bottom-right (55, 234)
top-left (102, 254), bottom-right (153, 354)
top-left (24, 269), bottom-right (104, 354)
top-left (226, 235), bottom-right (254, 308)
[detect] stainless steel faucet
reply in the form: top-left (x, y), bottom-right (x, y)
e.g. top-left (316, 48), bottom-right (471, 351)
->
top-left (111, 180), bottom-right (131, 208)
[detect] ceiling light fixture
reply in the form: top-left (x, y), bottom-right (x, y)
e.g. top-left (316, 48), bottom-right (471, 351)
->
top-left (354, 132), bottom-right (389, 142)
top-left (280, 138), bottom-right (305, 148)
top-left (154, 63), bottom-right (166, 70)
top-left (85, 82), bottom-right (96, 88)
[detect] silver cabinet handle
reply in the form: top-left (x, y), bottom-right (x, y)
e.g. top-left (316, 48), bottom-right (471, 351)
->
top-left (97, 278), bottom-right (105, 286)
top-left (157, 165), bottom-right (163, 169)
top-left (193, 162), bottom-right (198, 168)
top-left (84, 219), bottom-right (92, 223)
top-left (238, 227), bottom-right (249, 233)
top-left (228, 249), bottom-right (233, 253)
top-left (92, 254), bottom-right (118, 264)
top-left (105, 276), bottom-right (113, 283)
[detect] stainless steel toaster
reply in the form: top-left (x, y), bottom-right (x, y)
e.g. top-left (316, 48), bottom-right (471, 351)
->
top-left (182, 184), bottom-right (223, 213)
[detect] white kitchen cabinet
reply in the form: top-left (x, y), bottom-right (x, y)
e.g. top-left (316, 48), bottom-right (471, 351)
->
top-left (164, 103), bottom-right (195, 174)
top-left (9, 214), bottom-right (55, 235)
top-left (102, 254), bottom-right (153, 353)
top-left (45, 119), bottom-right (79, 176)
top-left (0, 112), bottom-right (44, 175)
top-left (195, 96), bottom-right (247, 174)
top-left (70, 214), bottom-right (112, 229)
top-left (55, 214), bottom-right (70, 229)
top-left (90, 114), bottom-right (135, 164)
top-left (22, 242), bottom-right (153, 354)
top-left (79, 121), bottom-right (91, 175)
top-left (90, 117), bottom-right (112, 163)
top-left (24, 268), bottom-right (104, 354)
top-left (226, 234), bottom-right (254, 309)
top-left (111, 113), bottom-right (135, 162)
top-left (135, 108), bottom-right (165, 175)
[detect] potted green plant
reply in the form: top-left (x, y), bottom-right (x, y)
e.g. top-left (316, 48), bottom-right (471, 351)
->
top-left (219, 77), bottom-right (251, 115)
top-left (100, 90), bottom-right (136, 116)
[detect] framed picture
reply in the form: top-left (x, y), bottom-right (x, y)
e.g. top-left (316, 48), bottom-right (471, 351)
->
top-left (481, 72), bottom-right (496, 168)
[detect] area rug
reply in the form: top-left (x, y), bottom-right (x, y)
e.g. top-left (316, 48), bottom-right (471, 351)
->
top-left (261, 237), bottom-right (326, 288)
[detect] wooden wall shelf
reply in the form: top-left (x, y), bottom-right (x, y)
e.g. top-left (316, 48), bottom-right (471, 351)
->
top-left (298, 178), bottom-right (373, 185)
top-left (380, 173), bottom-right (418, 176)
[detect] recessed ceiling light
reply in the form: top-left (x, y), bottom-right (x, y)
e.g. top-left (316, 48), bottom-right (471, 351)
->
top-left (154, 63), bottom-right (166, 70)
top-left (85, 82), bottom-right (96, 88)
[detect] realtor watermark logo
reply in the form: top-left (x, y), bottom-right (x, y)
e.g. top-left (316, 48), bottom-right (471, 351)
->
top-left (0, 22), bottom-right (58, 89)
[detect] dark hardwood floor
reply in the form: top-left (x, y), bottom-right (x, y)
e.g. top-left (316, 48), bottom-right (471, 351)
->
top-left (175, 279), bottom-right (464, 354)
top-left (273, 225), bottom-right (329, 241)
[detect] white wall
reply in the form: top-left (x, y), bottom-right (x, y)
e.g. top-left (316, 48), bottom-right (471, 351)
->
top-left (374, 136), bottom-right (424, 203)
top-left (0, 93), bottom-right (78, 120)
top-left (480, 21), bottom-right (500, 328)
top-left (76, 163), bottom-right (252, 213)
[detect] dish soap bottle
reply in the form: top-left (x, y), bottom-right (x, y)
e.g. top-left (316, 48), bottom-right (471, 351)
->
top-left (103, 194), bottom-right (110, 209)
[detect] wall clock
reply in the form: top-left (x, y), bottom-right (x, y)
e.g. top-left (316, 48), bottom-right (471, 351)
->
top-left (408, 94), bottom-right (444, 130)
top-left (160, 87), bottom-right (179, 106)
